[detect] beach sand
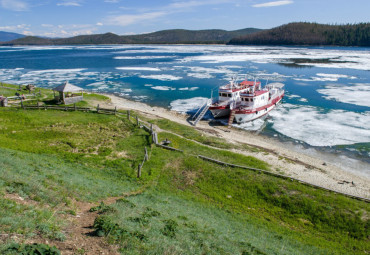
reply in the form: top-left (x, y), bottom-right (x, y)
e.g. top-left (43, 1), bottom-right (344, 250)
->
top-left (101, 94), bottom-right (370, 199)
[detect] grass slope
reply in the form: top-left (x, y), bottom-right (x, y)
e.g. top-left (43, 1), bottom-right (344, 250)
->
top-left (0, 93), bottom-right (369, 254)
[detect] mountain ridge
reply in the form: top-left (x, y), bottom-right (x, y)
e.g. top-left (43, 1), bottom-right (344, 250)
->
top-left (0, 31), bottom-right (25, 42)
top-left (228, 22), bottom-right (370, 46)
top-left (0, 28), bottom-right (261, 45)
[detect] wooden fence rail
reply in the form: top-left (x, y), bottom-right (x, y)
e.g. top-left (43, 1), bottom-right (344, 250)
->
top-left (7, 104), bottom-right (369, 202)
top-left (197, 155), bottom-right (370, 203)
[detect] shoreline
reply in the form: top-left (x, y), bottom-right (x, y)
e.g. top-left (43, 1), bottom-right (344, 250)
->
top-left (100, 94), bottom-right (370, 199)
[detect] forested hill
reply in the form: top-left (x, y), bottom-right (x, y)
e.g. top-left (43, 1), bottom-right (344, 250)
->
top-left (228, 23), bottom-right (370, 47)
top-left (0, 28), bottom-right (261, 45)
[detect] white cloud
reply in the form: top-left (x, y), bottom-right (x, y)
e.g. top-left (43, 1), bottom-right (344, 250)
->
top-left (96, 22), bottom-right (103, 26)
top-left (0, 0), bottom-right (28, 11)
top-left (104, 0), bottom-right (119, 2)
top-left (105, 0), bottom-right (233, 27)
top-left (41, 24), bottom-right (54, 28)
top-left (57, 1), bottom-right (81, 7)
top-left (23, 30), bottom-right (34, 36)
top-left (252, 0), bottom-right (293, 8)
top-left (106, 12), bottom-right (166, 27)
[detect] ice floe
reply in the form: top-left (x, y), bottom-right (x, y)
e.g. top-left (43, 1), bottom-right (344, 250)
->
top-left (293, 73), bottom-right (357, 82)
top-left (178, 87), bottom-right (199, 91)
top-left (139, 74), bottom-right (182, 81)
top-left (317, 83), bottom-right (370, 107)
top-left (151, 86), bottom-right (176, 91)
top-left (269, 104), bottom-right (370, 146)
top-left (114, 56), bottom-right (175, 60)
top-left (116, 67), bottom-right (161, 71)
top-left (170, 97), bottom-right (209, 114)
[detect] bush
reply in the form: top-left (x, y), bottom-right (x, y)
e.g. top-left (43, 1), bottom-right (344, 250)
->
top-left (2, 243), bottom-right (60, 255)
top-left (161, 219), bottom-right (178, 238)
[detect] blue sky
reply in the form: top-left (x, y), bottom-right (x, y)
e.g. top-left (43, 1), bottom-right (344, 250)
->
top-left (0, 0), bottom-right (369, 37)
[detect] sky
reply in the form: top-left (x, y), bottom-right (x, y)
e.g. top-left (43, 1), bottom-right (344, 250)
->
top-left (0, 0), bottom-right (369, 38)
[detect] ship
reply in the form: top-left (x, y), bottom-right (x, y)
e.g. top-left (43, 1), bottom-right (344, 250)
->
top-left (209, 78), bottom-right (284, 124)
top-left (191, 77), bottom-right (284, 126)
top-left (208, 79), bottom-right (255, 118)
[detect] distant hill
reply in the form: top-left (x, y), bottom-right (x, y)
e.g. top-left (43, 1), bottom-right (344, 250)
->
top-left (0, 31), bottom-right (25, 42)
top-left (0, 28), bottom-right (262, 45)
top-left (228, 22), bottom-right (370, 46)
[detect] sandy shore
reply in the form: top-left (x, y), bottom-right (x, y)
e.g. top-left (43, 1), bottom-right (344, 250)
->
top-left (101, 94), bottom-right (370, 199)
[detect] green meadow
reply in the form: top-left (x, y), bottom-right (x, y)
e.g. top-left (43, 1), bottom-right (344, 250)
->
top-left (0, 89), bottom-right (368, 254)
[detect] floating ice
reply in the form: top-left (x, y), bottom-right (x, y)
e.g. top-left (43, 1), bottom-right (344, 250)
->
top-left (151, 86), bottom-right (176, 91)
top-left (294, 73), bottom-right (357, 82)
top-left (139, 74), bottom-right (182, 81)
top-left (317, 83), bottom-right (370, 107)
top-left (235, 118), bottom-right (266, 131)
top-left (114, 56), bottom-right (175, 60)
top-left (170, 97), bottom-right (209, 114)
top-left (116, 67), bottom-right (161, 71)
top-left (269, 104), bottom-right (370, 146)
top-left (178, 87), bottom-right (199, 91)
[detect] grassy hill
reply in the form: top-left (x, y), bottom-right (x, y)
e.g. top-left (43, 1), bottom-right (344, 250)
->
top-left (0, 28), bottom-right (261, 45)
top-left (228, 22), bottom-right (370, 46)
top-left (0, 84), bottom-right (369, 254)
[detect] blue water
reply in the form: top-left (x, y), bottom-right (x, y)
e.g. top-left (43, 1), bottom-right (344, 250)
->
top-left (0, 45), bottom-right (369, 175)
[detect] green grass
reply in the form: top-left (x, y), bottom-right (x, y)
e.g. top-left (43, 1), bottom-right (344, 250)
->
top-left (141, 146), bottom-right (369, 253)
top-left (144, 117), bottom-right (264, 153)
top-left (0, 108), bottom-right (149, 243)
top-left (0, 104), bottom-right (369, 254)
top-left (92, 193), bottom-right (328, 255)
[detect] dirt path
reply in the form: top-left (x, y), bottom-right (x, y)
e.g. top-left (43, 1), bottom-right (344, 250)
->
top-left (2, 187), bottom-right (148, 254)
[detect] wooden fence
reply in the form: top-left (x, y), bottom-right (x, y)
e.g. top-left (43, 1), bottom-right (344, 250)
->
top-left (6, 103), bottom-right (369, 202)
top-left (152, 130), bottom-right (370, 203)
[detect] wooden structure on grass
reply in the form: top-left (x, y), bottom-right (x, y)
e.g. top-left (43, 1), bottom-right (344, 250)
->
top-left (53, 81), bottom-right (83, 105)
top-left (0, 96), bottom-right (8, 107)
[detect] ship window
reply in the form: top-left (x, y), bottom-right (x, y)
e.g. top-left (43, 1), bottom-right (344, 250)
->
top-left (251, 98), bottom-right (253, 102)
top-left (246, 98), bottom-right (249, 102)
top-left (219, 93), bottom-right (222, 97)
top-left (228, 94), bottom-right (231, 97)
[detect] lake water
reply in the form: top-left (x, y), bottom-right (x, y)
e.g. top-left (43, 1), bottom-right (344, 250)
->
top-left (0, 45), bottom-right (369, 176)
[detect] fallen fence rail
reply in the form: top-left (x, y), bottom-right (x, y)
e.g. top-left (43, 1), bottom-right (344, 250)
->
top-left (197, 155), bottom-right (370, 203)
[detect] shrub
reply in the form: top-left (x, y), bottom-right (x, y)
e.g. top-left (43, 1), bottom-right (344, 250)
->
top-left (161, 219), bottom-right (178, 238)
top-left (2, 243), bottom-right (61, 255)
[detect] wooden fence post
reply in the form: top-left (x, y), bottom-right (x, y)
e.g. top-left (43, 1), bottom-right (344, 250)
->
top-left (136, 116), bottom-right (139, 126)
top-left (37, 100), bottom-right (40, 109)
top-left (114, 106), bottom-right (117, 115)
top-left (152, 132), bottom-right (158, 144)
top-left (20, 97), bottom-right (24, 109)
top-left (97, 104), bottom-right (100, 113)
top-left (127, 110), bottom-right (130, 120)
top-left (74, 103), bottom-right (77, 111)
top-left (144, 147), bottom-right (148, 161)
top-left (137, 164), bottom-right (142, 178)
top-left (150, 124), bottom-right (153, 134)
